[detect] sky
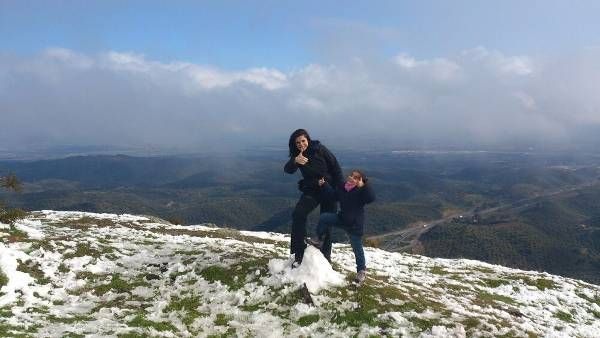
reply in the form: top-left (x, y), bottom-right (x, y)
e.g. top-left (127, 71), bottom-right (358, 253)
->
top-left (2, 1), bottom-right (600, 154)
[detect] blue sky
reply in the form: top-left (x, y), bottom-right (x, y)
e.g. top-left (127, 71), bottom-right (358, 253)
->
top-left (2, 1), bottom-right (600, 153)
top-left (2, 1), bottom-right (600, 70)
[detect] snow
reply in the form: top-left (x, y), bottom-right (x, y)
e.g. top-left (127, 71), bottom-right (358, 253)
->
top-left (267, 246), bottom-right (346, 294)
top-left (1, 210), bottom-right (599, 337)
top-left (14, 219), bottom-right (45, 239)
top-left (0, 244), bottom-right (36, 307)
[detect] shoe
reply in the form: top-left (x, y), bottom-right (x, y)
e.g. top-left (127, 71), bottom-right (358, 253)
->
top-left (292, 260), bottom-right (301, 269)
top-left (354, 270), bottom-right (366, 285)
top-left (305, 237), bottom-right (323, 249)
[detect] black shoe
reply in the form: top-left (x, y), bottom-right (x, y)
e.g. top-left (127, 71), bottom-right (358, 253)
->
top-left (292, 261), bottom-right (301, 269)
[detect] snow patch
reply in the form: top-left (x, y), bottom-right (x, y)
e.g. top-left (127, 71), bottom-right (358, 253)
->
top-left (14, 219), bottom-right (45, 239)
top-left (0, 244), bottom-right (36, 307)
top-left (268, 246), bottom-right (345, 293)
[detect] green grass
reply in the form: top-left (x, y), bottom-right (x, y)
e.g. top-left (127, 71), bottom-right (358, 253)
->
top-left (575, 291), bottom-right (600, 306)
top-left (240, 302), bottom-right (264, 312)
top-left (524, 278), bottom-right (557, 291)
top-left (164, 295), bottom-right (208, 326)
top-left (297, 314), bottom-right (320, 326)
top-left (214, 313), bottom-right (231, 326)
top-left (128, 314), bottom-right (177, 332)
top-left (52, 216), bottom-right (117, 229)
top-left (0, 307), bottom-right (12, 317)
top-left (57, 263), bottom-right (69, 273)
top-left (0, 208), bottom-right (27, 225)
top-left (475, 291), bottom-right (517, 307)
top-left (481, 278), bottom-right (511, 288)
top-left (63, 333), bottom-right (85, 338)
top-left (410, 317), bottom-right (442, 331)
top-left (63, 243), bottom-right (103, 259)
top-left (461, 317), bottom-right (480, 330)
top-left (93, 274), bottom-right (149, 296)
top-left (553, 310), bottom-right (574, 323)
top-left (430, 266), bottom-right (449, 275)
top-left (0, 322), bottom-right (39, 337)
top-left (198, 257), bottom-right (269, 290)
top-left (0, 271), bottom-right (7, 288)
top-left (324, 277), bottom-right (446, 328)
top-left (1, 227), bottom-right (28, 243)
top-left (471, 266), bottom-right (495, 274)
top-left (47, 314), bottom-right (93, 324)
top-left (16, 259), bottom-right (51, 284)
top-left (26, 240), bottom-right (54, 253)
top-left (207, 327), bottom-right (236, 338)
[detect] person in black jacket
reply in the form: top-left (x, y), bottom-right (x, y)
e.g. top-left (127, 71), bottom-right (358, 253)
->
top-left (284, 129), bottom-right (343, 266)
top-left (309, 169), bottom-right (375, 284)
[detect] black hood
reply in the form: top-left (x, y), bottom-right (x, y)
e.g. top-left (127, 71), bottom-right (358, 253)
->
top-left (305, 140), bottom-right (321, 155)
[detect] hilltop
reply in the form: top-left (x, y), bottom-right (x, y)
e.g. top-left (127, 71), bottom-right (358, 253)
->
top-left (1, 211), bottom-right (600, 337)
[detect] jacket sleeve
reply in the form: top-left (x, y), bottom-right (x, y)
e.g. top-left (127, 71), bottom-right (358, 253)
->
top-left (320, 145), bottom-right (343, 186)
top-left (284, 157), bottom-right (298, 174)
top-left (360, 184), bottom-right (376, 205)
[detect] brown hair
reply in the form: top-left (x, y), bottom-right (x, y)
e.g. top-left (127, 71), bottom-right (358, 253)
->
top-left (350, 169), bottom-right (368, 183)
top-left (288, 129), bottom-right (311, 157)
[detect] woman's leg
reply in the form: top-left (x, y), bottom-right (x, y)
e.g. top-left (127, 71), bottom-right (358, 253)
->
top-left (319, 196), bottom-right (337, 262)
top-left (349, 234), bottom-right (366, 272)
top-left (291, 194), bottom-right (319, 263)
top-left (316, 212), bottom-right (339, 240)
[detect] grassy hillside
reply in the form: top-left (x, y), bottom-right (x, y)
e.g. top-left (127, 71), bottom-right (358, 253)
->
top-left (420, 186), bottom-right (600, 284)
top-left (1, 211), bottom-right (599, 337)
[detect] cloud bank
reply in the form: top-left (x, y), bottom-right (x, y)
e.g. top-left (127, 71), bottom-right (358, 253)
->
top-left (2, 46), bottom-right (600, 153)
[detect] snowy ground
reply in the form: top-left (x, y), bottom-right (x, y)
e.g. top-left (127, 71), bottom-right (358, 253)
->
top-left (1, 210), bottom-right (600, 337)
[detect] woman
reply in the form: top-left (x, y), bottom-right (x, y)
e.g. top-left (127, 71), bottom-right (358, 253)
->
top-left (309, 170), bottom-right (375, 285)
top-left (284, 129), bottom-right (343, 266)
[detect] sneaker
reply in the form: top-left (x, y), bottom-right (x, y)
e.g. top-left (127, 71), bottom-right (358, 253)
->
top-left (354, 270), bottom-right (366, 285)
top-left (305, 237), bottom-right (323, 249)
top-left (291, 260), bottom-right (301, 269)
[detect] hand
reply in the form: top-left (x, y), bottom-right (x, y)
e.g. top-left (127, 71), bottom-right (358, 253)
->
top-left (318, 177), bottom-right (325, 186)
top-left (295, 151), bottom-right (308, 165)
top-left (356, 177), bottom-right (365, 188)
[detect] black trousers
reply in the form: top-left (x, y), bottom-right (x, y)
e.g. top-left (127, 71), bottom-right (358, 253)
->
top-left (291, 192), bottom-right (336, 263)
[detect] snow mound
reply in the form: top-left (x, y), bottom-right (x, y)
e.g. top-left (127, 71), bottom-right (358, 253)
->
top-left (268, 245), bottom-right (346, 293)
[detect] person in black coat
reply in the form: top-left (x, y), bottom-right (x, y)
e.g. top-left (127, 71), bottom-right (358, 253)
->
top-left (284, 129), bottom-right (343, 266)
top-left (309, 169), bottom-right (375, 284)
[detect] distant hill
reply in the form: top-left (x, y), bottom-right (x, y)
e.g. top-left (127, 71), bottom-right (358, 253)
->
top-left (3, 152), bottom-right (600, 284)
top-left (419, 185), bottom-right (600, 284)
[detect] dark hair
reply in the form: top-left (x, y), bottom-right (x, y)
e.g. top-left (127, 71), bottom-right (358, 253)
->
top-left (351, 169), bottom-right (368, 183)
top-left (288, 129), bottom-right (311, 157)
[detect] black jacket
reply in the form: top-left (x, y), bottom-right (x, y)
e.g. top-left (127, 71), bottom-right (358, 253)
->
top-left (284, 140), bottom-right (343, 194)
top-left (323, 182), bottom-right (375, 236)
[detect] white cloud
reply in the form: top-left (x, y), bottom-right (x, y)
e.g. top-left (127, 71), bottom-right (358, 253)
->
top-left (102, 52), bottom-right (287, 91)
top-left (44, 48), bottom-right (94, 69)
top-left (513, 92), bottom-right (537, 110)
top-left (2, 47), bottom-right (600, 151)
top-left (462, 47), bottom-right (534, 76)
top-left (395, 53), bottom-right (461, 83)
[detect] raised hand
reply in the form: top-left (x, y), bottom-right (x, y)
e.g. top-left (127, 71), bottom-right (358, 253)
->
top-left (295, 151), bottom-right (309, 165)
top-left (356, 177), bottom-right (365, 188)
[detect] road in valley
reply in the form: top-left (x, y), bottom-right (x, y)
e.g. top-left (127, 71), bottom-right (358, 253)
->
top-left (367, 179), bottom-right (600, 252)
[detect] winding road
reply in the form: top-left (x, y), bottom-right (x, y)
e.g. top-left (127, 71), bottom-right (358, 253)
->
top-left (367, 178), bottom-right (600, 252)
